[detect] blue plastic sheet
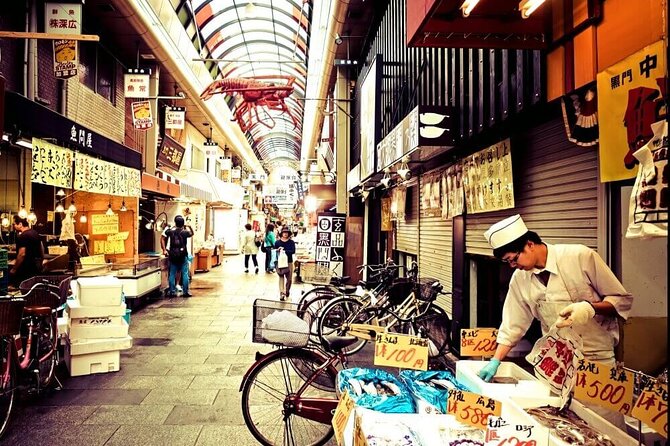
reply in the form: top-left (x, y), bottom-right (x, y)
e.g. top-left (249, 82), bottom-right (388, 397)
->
top-left (399, 370), bottom-right (471, 414)
top-left (337, 368), bottom-right (415, 413)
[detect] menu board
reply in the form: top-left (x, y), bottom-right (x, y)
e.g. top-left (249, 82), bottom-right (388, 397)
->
top-left (31, 138), bottom-right (74, 188)
top-left (73, 152), bottom-right (141, 197)
top-left (315, 213), bottom-right (346, 276)
top-left (441, 163), bottom-right (464, 219)
top-left (462, 138), bottom-right (514, 214)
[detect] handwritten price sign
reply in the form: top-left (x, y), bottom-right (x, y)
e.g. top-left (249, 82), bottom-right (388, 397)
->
top-left (485, 416), bottom-right (550, 446)
top-left (332, 391), bottom-right (354, 446)
top-left (631, 382), bottom-right (668, 438)
top-left (448, 390), bottom-right (502, 429)
top-left (374, 332), bottom-right (428, 371)
top-left (460, 328), bottom-right (498, 357)
top-left (574, 359), bottom-right (634, 415)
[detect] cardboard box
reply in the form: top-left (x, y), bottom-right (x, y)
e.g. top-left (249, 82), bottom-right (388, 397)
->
top-left (74, 276), bottom-right (123, 306)
top-left (456, 360), bottom-right (551, 401)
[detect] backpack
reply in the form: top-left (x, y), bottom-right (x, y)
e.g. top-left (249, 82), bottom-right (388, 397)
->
top-left (168, 228), bottom-right (187, 262)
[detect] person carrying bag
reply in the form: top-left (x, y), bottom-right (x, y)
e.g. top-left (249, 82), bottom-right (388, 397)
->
top-left (274, 227), bottom-right (296, 301)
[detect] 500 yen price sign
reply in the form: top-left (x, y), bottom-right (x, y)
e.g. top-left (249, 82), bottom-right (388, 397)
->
top-left (448, 390), bottom-right (502, 429)
top-left (374, 333), bottom-right (428, 371)
top-left (574, 359), bottom-right (634, 415)
top-left (460, 328), bottom-right (498, 357)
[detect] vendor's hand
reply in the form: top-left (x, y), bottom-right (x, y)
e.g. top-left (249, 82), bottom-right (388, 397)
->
top-left (477, 358), bottom-right (501, 382)
top-left (555, 301), bottom-right (595, 328)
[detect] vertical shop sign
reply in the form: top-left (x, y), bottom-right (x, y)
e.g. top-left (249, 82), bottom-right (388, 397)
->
top-left (381, 197), bottom-right (392, 231)
top-left (597, 40), bottom-right (667, 182)
top-left (316, 213), bottom-right (346, 276)
top-left (165, 106), bottom-right (185, 129)
top-left (462, 138), bottom-right (514, 214)
top-left (442, 163), bottom-right (464, 219)
top-left (45, 3), bottom-right (81, 79)
top-left (359, 55), bottom-right (381, 179)
top-left (421, 172), bottom-right (442, 217)
top-left (30, 138), bottom-right (74, 188)
top-left (124, 69), bottom-right (150, 98)
top-left (157, 135), bottom-right (186, 171)
top-left (131, 100), bottom-right (153, 130)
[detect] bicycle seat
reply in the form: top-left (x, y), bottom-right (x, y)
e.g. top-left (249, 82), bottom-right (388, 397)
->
top-left (330, 275), bottom-right (351, 286)
top-left (322, 334), bottom-right (359, 352)
top-left (338, 285), bottom-right (357, 295)
top-left (23, 306), bottom-right (52, 316)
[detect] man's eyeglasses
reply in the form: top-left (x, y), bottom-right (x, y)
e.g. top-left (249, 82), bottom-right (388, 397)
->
top-left (502, 252), bottom-right (521, 264)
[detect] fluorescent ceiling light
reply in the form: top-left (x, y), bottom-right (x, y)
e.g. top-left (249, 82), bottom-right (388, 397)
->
top-left (519, 0), bottom-right (546, 18)
top-left (460, 0), bottom-right (480, 17)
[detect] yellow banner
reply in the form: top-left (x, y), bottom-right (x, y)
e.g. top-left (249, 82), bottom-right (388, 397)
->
top-left (597, 40), bottom-right (667, 182)
top-left (30, 138), bottom-right (74, 188)
top-left (381, 197), bottom-right (392, 231)
top-left (91, 214), bottom-right (119, 235)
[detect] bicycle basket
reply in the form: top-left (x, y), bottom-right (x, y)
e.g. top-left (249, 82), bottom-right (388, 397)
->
top-left (0, 298), bottom-right (26, 336)
top-left (252, 299), bottom-right (310, 347)
top-left (23, 284), bottom-right (60, 309)
top-left (300, 262), bottom-right (333, 286)
top-left (20, 274), bottom-right (72, 307)
top-left (416, 278), bottom-right (441, 302)
top-left (387, 278), bottom-right (416, 305)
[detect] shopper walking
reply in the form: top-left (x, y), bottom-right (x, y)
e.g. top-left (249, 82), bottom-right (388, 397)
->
top-left (274, 227), bottom-right (296, 301)
top-left (240, 223), bottom-right (260, 273)
top-left (161, 215), bottom-right (193, 297)
top-left (263, 223), bottom-right (276, 273)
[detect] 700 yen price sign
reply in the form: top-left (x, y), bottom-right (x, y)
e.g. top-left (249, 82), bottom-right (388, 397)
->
top-left (460, 328), bottom-right (498, 357)
top-left (374, 332), bottom-right (428, 371)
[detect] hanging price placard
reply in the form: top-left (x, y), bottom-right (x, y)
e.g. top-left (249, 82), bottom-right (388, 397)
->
top-left (332, 391), bottom-right (354, 446)
top-left (448, 390), bottom-right (502, 429)
top-left (631, 382), bottom-right (668, 438)
top-left (573, 359), bottom-right (634, 415)
top-left (460, 328), bottom-right (498, 357)
top-left (374, 332), bottom-right (428, 371)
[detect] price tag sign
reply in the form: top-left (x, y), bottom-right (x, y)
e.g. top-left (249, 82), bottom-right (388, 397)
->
top-left (573, 359), bottom-right (634, 415)
top-left (460, 328), bottom-right (498, 357)
top-left (374, 332), bottom-right (428, 371)
top-left (332, 391), bottom-right (355, 446)
top-left (448, 390), bottom-right (502, 429)
top-left (485, 416), bottom-right (550, 446)
top-left (631, 382), bottom-right (668, 438)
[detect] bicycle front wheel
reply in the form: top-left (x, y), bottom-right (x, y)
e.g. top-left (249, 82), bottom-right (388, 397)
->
top-left (0, 338), bottom-right (16, 439)
top-left (406, 305), bottom-right (451, 358)
top-left (241, 349), bottom-right (337, 446)
top-left (297, 287), bottom-right (340, 341)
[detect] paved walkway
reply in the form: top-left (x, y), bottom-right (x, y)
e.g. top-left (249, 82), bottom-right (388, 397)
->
top-left (5, 254), bottom-right (312, 445)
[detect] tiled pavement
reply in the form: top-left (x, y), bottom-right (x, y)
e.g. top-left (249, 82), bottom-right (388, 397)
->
top-left (4, 254), bottom-right (318, 446)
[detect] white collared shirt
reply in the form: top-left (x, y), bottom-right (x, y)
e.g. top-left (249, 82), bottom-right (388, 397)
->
top-left (496, 243), bottom-right (633, 347)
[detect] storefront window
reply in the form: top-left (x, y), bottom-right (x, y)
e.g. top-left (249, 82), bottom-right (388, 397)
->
top-left (78, 42), bottom-right (116, 104)
top-left (191, 146), bottom-right (205, 171)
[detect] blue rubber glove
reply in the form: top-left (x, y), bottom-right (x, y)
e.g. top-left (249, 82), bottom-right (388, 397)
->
top-left (477, 358), bottom-right (501, 382)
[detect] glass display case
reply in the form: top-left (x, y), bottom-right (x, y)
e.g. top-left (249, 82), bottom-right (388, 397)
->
top-left (109, 255), bottom-right (162, 299)
top-left (110, 256), bottom-right (161, 277)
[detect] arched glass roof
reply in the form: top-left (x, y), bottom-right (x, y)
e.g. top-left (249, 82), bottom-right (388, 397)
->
top-left (185, 0), bottom-right (312, 170)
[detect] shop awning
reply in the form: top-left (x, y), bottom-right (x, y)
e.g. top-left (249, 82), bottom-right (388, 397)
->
top-left (178, 169), bottom-right (244, 208)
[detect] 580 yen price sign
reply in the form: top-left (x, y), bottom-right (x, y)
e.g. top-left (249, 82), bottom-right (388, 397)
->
top-left (374, 333), bottom-right (428, 371)
top-left (460, 328), bottom-right (498, 357)
top-left (448, 390), bottom-right (502, 429)
top-left (574, 359), bottom-right (634, 415)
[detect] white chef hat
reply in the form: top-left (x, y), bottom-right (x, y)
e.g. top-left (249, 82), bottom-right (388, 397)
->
top-left (484, 214), bottom-right (529, 249)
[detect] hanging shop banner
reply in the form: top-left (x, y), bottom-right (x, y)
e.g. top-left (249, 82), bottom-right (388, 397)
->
top-left (157, 134), bottom-right (186, 171)
top-left (124, 69), bottom-right (150, 98)
top-left (561, 82), bottom-right (599, 147)
top-left (165, 106), bottom-right (185, 129)
top-left (316, 212), bottom-right (346, 277)
top-left (381, 197), bottom-right (392, 231)
top-left (45, 3), bottom-right (81, 80)
top-left (421, 171), bottom-right (442, 217)
top-left (73, 153), bottom-right (141, 197)
top-left (359, 55), bottom-right (381, 180)
top-left (391, 186), bottom-right (407, 222)
top-left (131, 100), bottom-right (153, 130)
top-left (597, 40), bottom-right (667, 182)
top-left (442, 163), bottom-right (464, 219)
top-left (462, 139), bottom-right (514, 214)
top-left (30, 138), bottom-right (74, 188)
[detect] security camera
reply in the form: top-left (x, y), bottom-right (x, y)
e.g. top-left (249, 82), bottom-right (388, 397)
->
top-left (397, 168), bottom-right (411, 181)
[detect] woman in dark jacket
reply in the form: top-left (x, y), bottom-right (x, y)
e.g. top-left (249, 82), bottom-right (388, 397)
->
top-left (274, 227), bottom-right (296, 300)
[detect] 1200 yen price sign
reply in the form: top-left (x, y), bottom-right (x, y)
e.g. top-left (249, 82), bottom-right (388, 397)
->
top-left (374, 333), bottom-right (428, 371)
top-left (460, 328), bottom-right (498, 357)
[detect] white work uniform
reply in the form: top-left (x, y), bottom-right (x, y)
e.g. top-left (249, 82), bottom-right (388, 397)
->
top-left (496, 243), bottom-right (633, 428)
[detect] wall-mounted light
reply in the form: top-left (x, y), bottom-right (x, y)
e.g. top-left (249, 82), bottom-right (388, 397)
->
top-left (120, 200), bottom-right (127, 212)
top-left (361, 190), bottom-right (370, 202)
top-left (106, 202), bottom-right (114, 216)
top-left (334, 33), bottom-right (343, 45)
top-left (55, 201), bottom-right (65, 213)
top-left (397, 156), bottom-right (411, 181)
top-left (144, 219), bottom-right (154, 230)
top-left (18, 205), bottom-right (28, 219)
top-left (460, 0), bottom-right (480, 17)
top-left (380, 168), bottom-right (392, 188)
top-left (519, 0), bottom-right (546, 18)
top-left (56, 188), bottom-right (66, 197)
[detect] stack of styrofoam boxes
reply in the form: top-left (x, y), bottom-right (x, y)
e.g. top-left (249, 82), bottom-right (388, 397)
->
top-left (65, 276), bottom-right (133, 376)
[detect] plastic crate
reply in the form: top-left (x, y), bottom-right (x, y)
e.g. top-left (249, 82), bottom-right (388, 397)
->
top-left (252, 298), bottom-right (310, 347)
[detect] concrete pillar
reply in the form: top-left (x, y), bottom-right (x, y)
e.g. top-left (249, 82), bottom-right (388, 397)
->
top-left (145, 66), bottom-right (160, 175)
top-left (334, 66), bottom-right (350, 215)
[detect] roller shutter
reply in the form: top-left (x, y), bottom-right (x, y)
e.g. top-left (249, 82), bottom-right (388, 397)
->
top-left (395, 184), bottom-right (419, 254)
top-left (465, 118), bottom-right (600, 255)
top-left (418, 168), bottom-right (453, 317)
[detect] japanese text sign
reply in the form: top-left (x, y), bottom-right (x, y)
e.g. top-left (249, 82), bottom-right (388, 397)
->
top-left (30, 138), bottom-right (74, 188)
top-left (460, 328), bottom-right (498, 357)
top-left (332, 391), bottom-right (354, 446)
top-left (91, 214), bottom-right (119, 235)
top-left (374, 332), bottom-right (428, 371)
top-left (45, 3), bottom-right (81, 79)
top-left (485, 416), bottom-right (550, 446)
top-left (448, 390), bottom-right (502, 429)
top-left (316, 213), bottom-right (346, 277)
top-left (124, 72), bottom-right (150, 98)
top-left (462, 138), bottom-right (514, 214)
top-left (157, 134), bottom-right (186, 171)
top-left (574, 359), bottom-right (634, 415)
top-left (631, 382), bottom-right (668, 438)
top-left (73, 153), bottom-right (141, 197)
top-left (131, 100), bottom-right (153, 130)
top-left (597, 40), bottom-right (667, 182)
top-left (165, 107), bottom-right (185, 129)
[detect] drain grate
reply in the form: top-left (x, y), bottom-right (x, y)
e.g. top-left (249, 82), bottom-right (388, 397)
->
top-left (133, 338), bottom-right (172, 346)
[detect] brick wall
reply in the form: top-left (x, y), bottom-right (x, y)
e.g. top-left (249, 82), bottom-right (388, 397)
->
top-left (36, 39), bottom-right (60, 111)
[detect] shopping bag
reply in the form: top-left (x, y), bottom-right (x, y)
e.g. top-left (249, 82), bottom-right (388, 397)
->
top-left (277, 251), bottom-right (289, 269)
top-left (260, 310), bottom-right (309, 347)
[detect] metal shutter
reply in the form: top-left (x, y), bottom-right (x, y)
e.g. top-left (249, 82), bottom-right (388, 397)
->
top-left (465, 118), bottom-right (600, 255)
top-left (419, 168), bottom-right (453, 317)
top-left (395, 185), bottom-right (419, 254)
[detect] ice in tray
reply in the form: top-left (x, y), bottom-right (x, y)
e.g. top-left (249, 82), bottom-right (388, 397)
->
top-left (456, 360), bottom-right (551, 400)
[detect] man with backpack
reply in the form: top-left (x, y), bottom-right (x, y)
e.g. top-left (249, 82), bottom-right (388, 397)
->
top-left (161, 215), bottom-right (193, 297)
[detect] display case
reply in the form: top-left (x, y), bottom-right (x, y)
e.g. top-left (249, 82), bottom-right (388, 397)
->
top-left (109, 256), bottom-right (161, 299)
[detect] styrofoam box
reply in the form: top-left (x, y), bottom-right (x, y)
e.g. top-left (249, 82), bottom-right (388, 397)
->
top-left (67, 298), bottom-right (127, 319)
top-left (74, 276), bottom-right (123, 307)
top-left (70, 335), bottom-right (133, 355)
top-left (66, 348), bottom-right (120, 377)
top-left (624, 416), bottom-right (666, 446)
top-left (69, 318), bottom-right (129, 340)
top-left (503, 396), bottom-right (637, 446)
top-left (456, 360), bottom-right (551, 401)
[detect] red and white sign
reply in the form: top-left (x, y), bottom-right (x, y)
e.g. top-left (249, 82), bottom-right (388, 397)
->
top-left (131, 100), bottom-right (153, 130)
top-left (45, 3), bottom-right (81, 80)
